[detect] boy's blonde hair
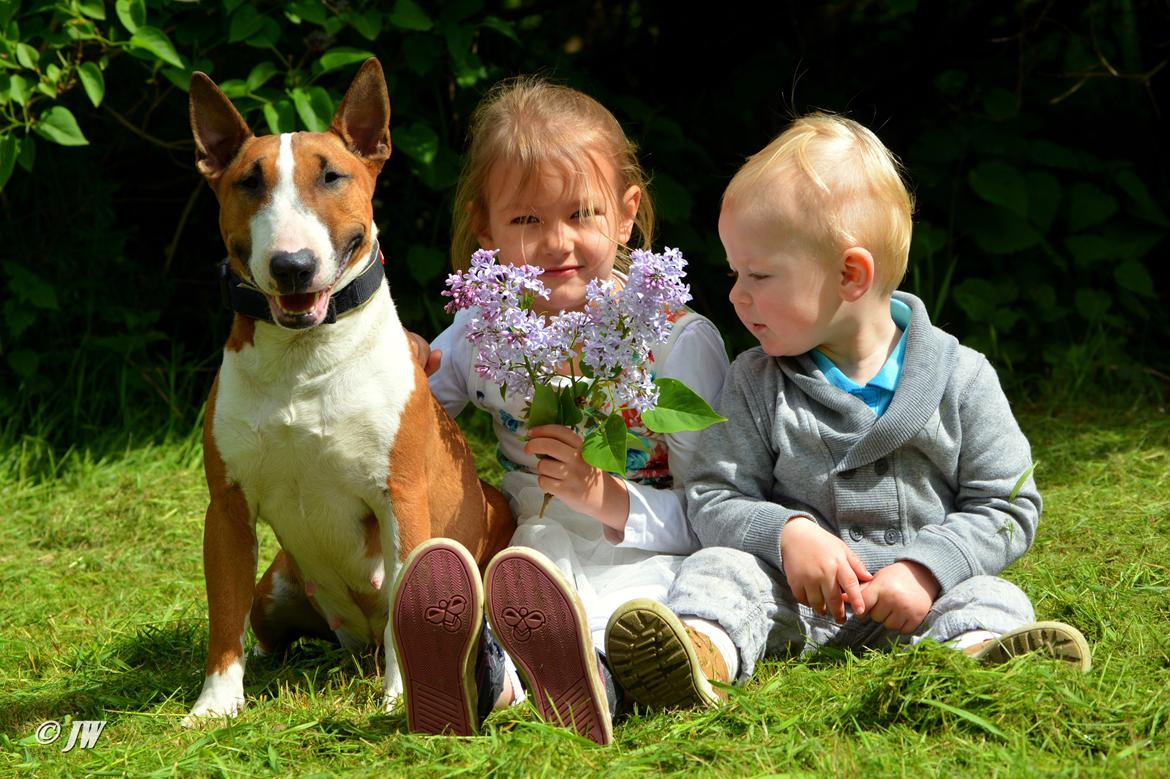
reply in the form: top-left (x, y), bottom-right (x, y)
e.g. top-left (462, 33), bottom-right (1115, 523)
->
top-left (450, 77), bottom-right (654, 272)
top-left (723, 113), bottom-right (914, 295)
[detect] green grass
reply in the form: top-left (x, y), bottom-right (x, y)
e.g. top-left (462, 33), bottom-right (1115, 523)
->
top-left (1, 401), bottom-right (1168, 777)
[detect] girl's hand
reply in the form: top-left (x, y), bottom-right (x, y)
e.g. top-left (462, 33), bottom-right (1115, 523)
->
top-left (780, 517), bottom-right (872, 623)
top-left (524, 424), bottom-right (630, 531)
top-left (859, 561), bottom-right (940, 635)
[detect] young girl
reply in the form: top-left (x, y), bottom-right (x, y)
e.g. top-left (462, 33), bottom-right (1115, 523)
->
top-left (390, 78), bottom-right (729, 745)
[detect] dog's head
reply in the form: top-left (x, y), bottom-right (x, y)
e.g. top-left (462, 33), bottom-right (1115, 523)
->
top-left (190, 59), bottom-right (391, 329)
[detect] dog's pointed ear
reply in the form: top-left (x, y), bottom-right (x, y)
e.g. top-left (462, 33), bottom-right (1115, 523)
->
top-left (190, 72), bottom-right (253, 180)
top-left (331, 58), bottom-right (391, 173)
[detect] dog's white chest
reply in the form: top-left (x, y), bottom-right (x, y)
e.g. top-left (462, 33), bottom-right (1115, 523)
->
top-left (212, 290), bottom-right (413, 606)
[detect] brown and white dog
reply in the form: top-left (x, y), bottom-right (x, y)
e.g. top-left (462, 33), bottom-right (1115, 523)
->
top-left (184, 59), bottom-right (513, 724)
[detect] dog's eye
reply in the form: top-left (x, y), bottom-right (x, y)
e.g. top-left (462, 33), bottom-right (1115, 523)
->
top-left (236, 172), bottom-right (262, 193)
top-left (322, 170), bottom-right (349, 186)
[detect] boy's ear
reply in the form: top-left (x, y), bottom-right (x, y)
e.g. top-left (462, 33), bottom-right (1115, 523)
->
top-left (616, 185), bottom-right (641, 243)
top-left (839, 247), bottom-right (875, 302)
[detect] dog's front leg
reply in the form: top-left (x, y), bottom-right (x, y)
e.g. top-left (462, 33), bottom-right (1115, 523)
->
top-left (184, 484), bottom-right (258, 726)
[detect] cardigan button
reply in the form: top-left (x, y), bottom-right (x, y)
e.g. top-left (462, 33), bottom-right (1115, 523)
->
top-left (884, 528), bottom-right (901, 545)
top-left (839, 468), bottom-right (856, 480)
top-left (849, 526), bottom-right (864, 542)
top-left (874, 458), bottom-right (889, 476)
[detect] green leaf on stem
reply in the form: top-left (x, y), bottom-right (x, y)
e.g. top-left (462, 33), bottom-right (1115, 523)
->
top-left (527, 382), bottom-right (560, 428)
top-left (641, 378), bottom-right (725, 433)
top-left (581, 413), bottom-right (628, 474)
top-left (130, 26), bottom-right (185, 68)
top-left (33, 106), bottom-right (88, 146)
top-left (558, 386), bottom-right (583, 428)
top-left (78, 61), bottom-right (104, 107)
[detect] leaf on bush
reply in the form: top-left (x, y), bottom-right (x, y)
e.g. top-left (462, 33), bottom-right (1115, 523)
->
top-left (33, 106), bottom-right (88, 147)
top-left (581, 413), bottom-right (628, 474)
top-left (389, 0), bottom-right (434, 31)
top-left (130, 26), bottom-right (185, 68)
top-left (115, 0), bottom-right (145, 33)
top-left (480, 16), bottom-right (520, 43)
top-left (7, 349), bottom-right (39, 380)
top-left (558, 387), bottom-right (583, 428)
top-left (981, 88), bottom-right (1017, 120)
top-left (228, 5), bottom-right (266, 43)
top-left (968, 161), bottom-right (1027, 218)
top-left (652, 173), bottom-right (693, 222)
top-left (0, 135), bottom-right (16, 191)
top-left (247, 18), bottom-right (282, 49)
top-left (16, 43), bottom-right (38, 70)
top-left (395, 121), bottom-right (438, 165)
top-left (968, 206), bottom-right (1040, 255)
top-left (246, 61), bottom-right (278, 92)
top-left (319, 47), bottom-right (376, 73)
top-left (78, 0), bottom-right (105, 20)
top-left (1114, 169), bottom-right (1170, 228)
top-left (953, 278), bottom-right (998, 323)
top-left (641, 378), bottom-right (725, 433)
top-left (263, 99), bottom-right (296, 134)
top-left (3, 260), bottom-right (59, 309)
top-left (1067, 182), bottom-right (1118, 232)
top-left (1028, 139), bottom-right (1082, 171)
top-left (1025, 171), bottom-right (1060, 232)
top-left (1114, 261), bottom-right (1155, 299)
top-left (404, 34), bottom-right (440, 75)
top-left (405, 244), bottom-right (446, 285)
top-left (1074, 288), bottom-right (1111, 322)
top-left (292, 87), bottom-right (333, 132)
top-left (349, 10), bottom-right (382, 40)
top-left (78, 61), bottom-right (104, 107)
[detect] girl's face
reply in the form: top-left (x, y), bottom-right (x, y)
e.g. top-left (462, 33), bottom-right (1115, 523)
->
top-left (477, 154), bottom-right (641, 315)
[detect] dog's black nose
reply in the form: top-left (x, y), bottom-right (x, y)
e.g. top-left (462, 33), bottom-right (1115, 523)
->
top-left (269, 250), bottom-right (318, 293)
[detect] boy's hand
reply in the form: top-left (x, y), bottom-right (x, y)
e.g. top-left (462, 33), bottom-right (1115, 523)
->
top-left (859, 561), bottom-right (940, 635)
top-left (524, 424), bottom-right (629, 531)
top-left (780, 517), bottom-right (872, 623)
top-left (406, 330), bottom-right (442, 377)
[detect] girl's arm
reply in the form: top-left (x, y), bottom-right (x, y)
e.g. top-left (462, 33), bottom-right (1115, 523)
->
top-left (426, 308), bottom-right (474, 420)
top-left (611, 318), bottom-right (730, 554)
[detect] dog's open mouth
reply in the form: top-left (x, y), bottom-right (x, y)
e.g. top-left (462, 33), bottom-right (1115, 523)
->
top-left (267, 289), bottom-right (332, 328)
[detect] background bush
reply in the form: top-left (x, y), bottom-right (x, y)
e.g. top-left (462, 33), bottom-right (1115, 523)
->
top-left (1, 0), bottom-right (1167, 455)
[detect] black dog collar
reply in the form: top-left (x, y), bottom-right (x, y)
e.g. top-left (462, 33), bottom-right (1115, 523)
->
top-left (219, 241), bottom-right (385, 325)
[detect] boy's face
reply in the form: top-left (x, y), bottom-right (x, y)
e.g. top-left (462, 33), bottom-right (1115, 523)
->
top-left (719, 199), bottom-right (841, 357)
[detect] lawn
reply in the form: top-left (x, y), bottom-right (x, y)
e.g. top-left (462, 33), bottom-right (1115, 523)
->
top-left (1, 400), bottom-right (1168, 777)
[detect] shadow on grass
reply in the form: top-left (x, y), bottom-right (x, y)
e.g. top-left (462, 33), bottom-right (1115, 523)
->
top-left (0, 621), bottom-right (408, 738)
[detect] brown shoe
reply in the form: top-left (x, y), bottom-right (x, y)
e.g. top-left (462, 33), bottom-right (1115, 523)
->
top-left (604, 598), bottom-right (728, 710)
top-left (968, 621), bottom-right (1092, 672)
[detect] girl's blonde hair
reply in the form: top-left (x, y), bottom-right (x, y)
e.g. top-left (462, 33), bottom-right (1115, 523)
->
top-left (723, 112), bottom-right (914, 295)
top-left (450, 77), bottom-right (654, 272)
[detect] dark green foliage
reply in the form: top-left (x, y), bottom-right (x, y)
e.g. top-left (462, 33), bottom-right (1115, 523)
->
top-left (1, 1), bottom-right (1167, 453)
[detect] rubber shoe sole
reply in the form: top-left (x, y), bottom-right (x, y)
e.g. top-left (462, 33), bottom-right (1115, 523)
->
top-left (392, 538), bottom-right (483, 736)
top-left (605, 598), bottom-right (722, 710)
top-left (484, 547), bottom-right (612, 745)
top-left (971, 621), bottom-right (1092, 673)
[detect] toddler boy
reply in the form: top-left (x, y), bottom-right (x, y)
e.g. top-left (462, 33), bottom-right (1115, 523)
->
top-left (605, 114), bottom-right (1090, 708)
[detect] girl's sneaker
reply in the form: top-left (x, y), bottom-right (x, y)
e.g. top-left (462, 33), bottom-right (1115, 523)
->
top-left (484, 547), bottom-right (612, 745)
top-left (392, 538), bottom-right (488, 736)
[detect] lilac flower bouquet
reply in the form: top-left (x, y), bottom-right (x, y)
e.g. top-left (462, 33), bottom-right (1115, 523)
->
top-left (443, 248), bottom-right (725, 475)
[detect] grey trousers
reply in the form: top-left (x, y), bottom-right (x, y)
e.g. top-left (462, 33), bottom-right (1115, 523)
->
top-left (665, 547), bottom-right (1035, 682)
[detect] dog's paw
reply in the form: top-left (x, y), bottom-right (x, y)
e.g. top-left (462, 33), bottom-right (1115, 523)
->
top-left (182, 670), bottom-right (245, 728)
top-left (381, 677), bottom-right (404, 714)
